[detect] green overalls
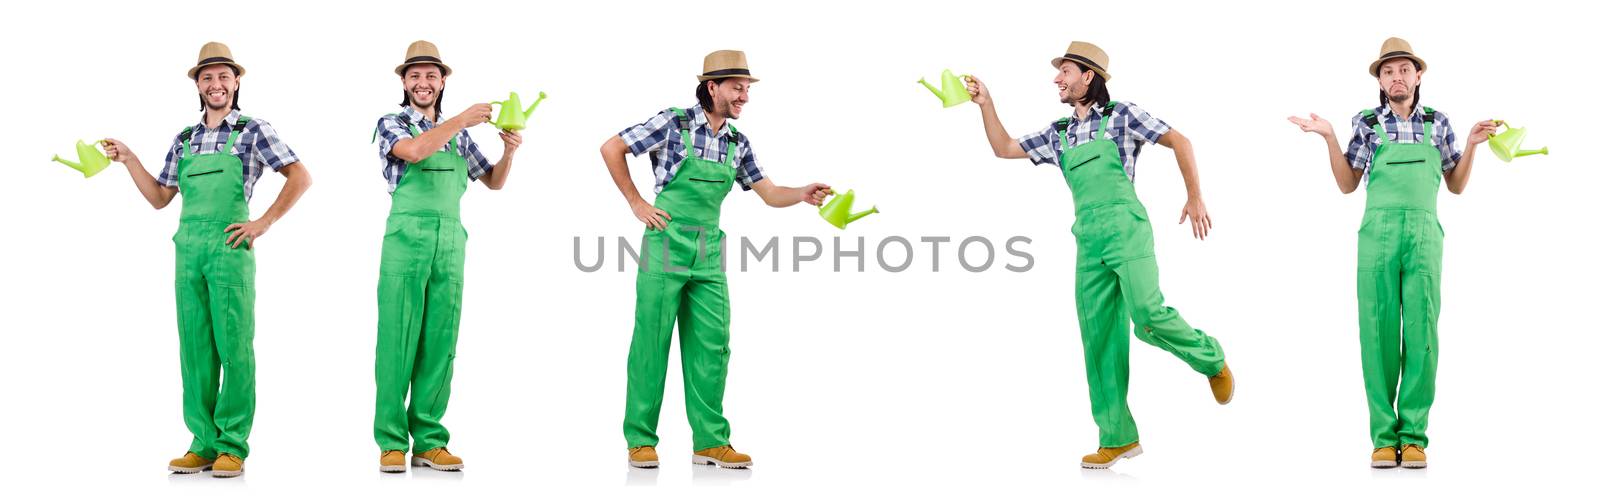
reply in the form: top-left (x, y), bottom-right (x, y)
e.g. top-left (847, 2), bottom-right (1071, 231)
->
top-left (374, 119), bottom-right (469, 453)
top-left (624, 108), bottom-right (738, 451)
top-left (1355, 107), bottom-right (1443, 449)
top-left (173, 117), bottom-right (257, 459)
top-left (1059, 103), bottom-right (1226, 448)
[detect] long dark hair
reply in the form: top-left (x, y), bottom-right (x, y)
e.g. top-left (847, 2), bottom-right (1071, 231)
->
top-left (1073, 63), bottom-right (1111, 108)
top-left (695, 78), bottom-right (723, 112)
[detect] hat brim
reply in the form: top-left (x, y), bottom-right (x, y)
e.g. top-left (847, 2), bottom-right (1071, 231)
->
top-left (395, 62), bottom-right (453, 77)
top-left (698, 74), bottom-right (759, 83)
top-left (1050, 57), bottom-right (1111, 82)
top-left (1369, 55), bottom-right (1427, 77)
top-left (187, 62), bottom-right (245, 80)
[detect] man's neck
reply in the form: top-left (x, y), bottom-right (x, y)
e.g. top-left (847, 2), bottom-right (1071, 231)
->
top-left (203, 107), bottom-right (231, 129)
top-left (411, 104), bottom-right (438, 124)
top-left (1390, 99), bottom-right (1414, 120)
top-left (705, 108), bottom-right (726, 134)
top-left (1072, 102), bottom-right (1093, 121)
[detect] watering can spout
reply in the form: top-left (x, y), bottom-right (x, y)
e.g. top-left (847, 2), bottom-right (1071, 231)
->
top-left (524, 91), bottom-right (547, 115)
top-left (51, 155), bottom-right (82, 170)
top-left (917, 78), bottom-right (940, 96)
top-left (846, 206), bottom-right (879, 224)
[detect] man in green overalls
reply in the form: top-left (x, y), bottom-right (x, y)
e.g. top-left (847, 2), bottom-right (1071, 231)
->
top-left (600, 50), bottom-right (832, 469)
top-left (101, 41), bottom-right (313, 478)
top-left (371, 40), bottom-right (521, 473)
top-left (964, 41), bottom-right (1233, 469)
top-left (1289, 37), bottom-right (1496, 469)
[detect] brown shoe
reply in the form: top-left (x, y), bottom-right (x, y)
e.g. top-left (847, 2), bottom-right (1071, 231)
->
top-left (379, 450), bottom-right (407, 473)
top-left (1400, 444), bottom-right (1427, 469)
top-left (212, 453), bottom-right (244, 478)
top-left (692, 445), bottom-right (753, 469)
top-left (628, 446), bottom-right (660, 468)
top-left (168, 452), bottom-right (214, 474)
top-left (1209, 364), bottom-right (1234, 405)
top-left (413, 447), bottom-right (464, 471)
top-left (1081, 442), bottom-right (1143, 469)
top-left (1371, 447), bottom-right (1398, 468)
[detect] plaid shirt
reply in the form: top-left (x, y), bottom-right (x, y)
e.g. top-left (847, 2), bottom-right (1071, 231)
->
top-left (159, 110), bottom-right (300, 201)
top-left (374, 106), bottom-right (494, 193)
top-left (618, 105), bottom-right (765, 193)
top-left (1344, 104), bottom-right (1462, 173)
top-left (1018, 101), bottom-right (1170, 181)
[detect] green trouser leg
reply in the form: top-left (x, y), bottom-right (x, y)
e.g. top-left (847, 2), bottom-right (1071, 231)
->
top-left (624, 224), bottom-right (733, 451)
top-left (375, 215), bottom-right (465, 453)
top-left (175, 221), bottom-right (256, 459)
top-left (1357, 210), bottom-right (1441, 448)
top-left (1076, 206), bottom-right (1226, 447)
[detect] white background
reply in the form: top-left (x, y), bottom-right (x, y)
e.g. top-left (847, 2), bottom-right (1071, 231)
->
top-left (2, 0), bottom-right (1595, 497)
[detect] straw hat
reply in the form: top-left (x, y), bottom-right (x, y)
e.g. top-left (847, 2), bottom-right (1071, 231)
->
top-left (698, 50), bottom-right (760, 82)
top-left (186, 41), bottom-right (246, 79)
top-left (1049, 41), bottom-right (1111, 81)
top-left (1368, 37), bottom-right (1427, 76)
top-left (394, 40), bottom-right (453, 76)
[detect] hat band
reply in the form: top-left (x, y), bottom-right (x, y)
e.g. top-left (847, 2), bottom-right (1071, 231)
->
top-left (1379, 51), bottom-right (1415, 60)
top-left (405, 55), bottom-right (443, 65)
top-left (701, 68), bottom-right (752, 78)
top-left (196, 56), bottom-right (235, 66)
top-left (1058, 53), bottom-right (1107, 76)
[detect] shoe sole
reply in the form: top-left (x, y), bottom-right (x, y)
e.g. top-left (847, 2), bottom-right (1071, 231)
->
top-left (379, 464), bottom-right (406, 473)
top-left (1401, 461), bottom-right (1427, 469)
top-left (692, 456), bottom-right (752, 469)
top-left (412, 457), bottom-right (463, 471)
top-left (628, 460), bottom-right (659, 469)
top-left (212, 469), bottom-right (243, 478)
top-left (1081, 445), bottom-right (1143, 469)
top-left (168, 465), bottom-right (212, 474)
top-left (1371, 460), bottom-right (1399, 469)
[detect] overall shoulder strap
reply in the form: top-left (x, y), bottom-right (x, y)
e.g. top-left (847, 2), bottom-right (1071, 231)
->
top-left (671, 107), bottom-right (695, 159)
top-left (1420, 106), bottom-right (1435, 143)
top-left (722, 123), bottom-right (740, 166)
top-left (1362, 108), bottom-right (1386, 145)
top-left (223, 115), bottom-right (249, 152)
top-left (1098, 101), bottom-right (1118, 140)
top-left (178, 126), bottom-right (195, 158)
top-left (1054, 118), bottom-right (1071, 165)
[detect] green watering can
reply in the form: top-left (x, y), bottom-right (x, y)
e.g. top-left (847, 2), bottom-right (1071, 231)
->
top-left (489, 91), bottom-right (547, 130)
top-left (1487, 120), bottom-right (1548, 162)
top-left (917, 69), bottom-right (971, 108)
top-left (819, 189), bottom-right (879, 229)
top-left (52, 140), bottom-right (111, 178)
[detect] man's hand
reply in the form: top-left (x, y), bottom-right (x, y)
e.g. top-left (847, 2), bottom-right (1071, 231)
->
top-left (501, 129), bottom-right (523, 154)
top-left (101, 138), bottom-right (136, 164)
top-left (1179, 196), bottom-right (1213, 240)
top-left (965, 75), bottom-right (991, 107)
top-left (224, 219), bottom-right (271, 249)
top-left (632, 198), bottom-right (670, 230)
top-left (454, 103), bottom-right (494, 128)
top-left (1469, 120), bottom-right (1499, 146)
top-left (800, 183), bottom-right (833, 206)
top-left (1287, 113), bottom-right (1336, 140)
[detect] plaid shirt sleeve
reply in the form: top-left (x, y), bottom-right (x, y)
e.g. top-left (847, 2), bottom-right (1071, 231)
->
top-left (1019, 123), bottom-right (1060, 166)
top-left (458, 130), bottom-right (494, 180)
top-left (1431, 110), bottom-right (1463, 171)
top-left (619, 109), bottom-right (675, 156)
top-left (734, 135), bottom-right (765, 191)
top-left (246, 119), bottom-right (300, 171)
top-left (375, 115), bottom-right (411, 163)
top-left (1344, 112), bottom-right (1377, 171)
top-left (158, 131), bottom-right (185, 187)
top-left (1118, 102), bottom-right (1171, 144)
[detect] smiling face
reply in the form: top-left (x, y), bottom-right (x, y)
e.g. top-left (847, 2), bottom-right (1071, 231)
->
top-left (402, 64), bottom-right (445, 110)
top-left (1054, 62), bottom-right (1094, 104)
top-left (706, 77), bottom-right (751, 119)
top-left (194, 65), bottom-right (239, 111)
top-left (1377, 58), bottom-right (1422, 106)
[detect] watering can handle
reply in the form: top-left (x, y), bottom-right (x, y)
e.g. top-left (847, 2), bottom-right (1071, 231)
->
top-left (1488, 119), bottom-right (1506, 136)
